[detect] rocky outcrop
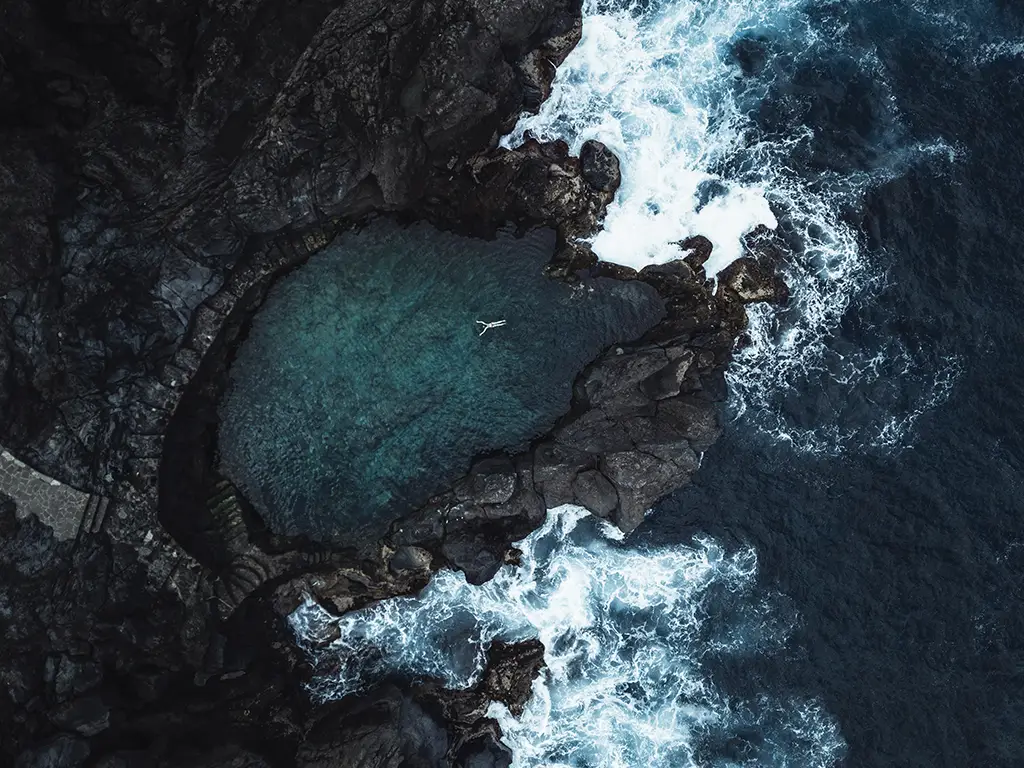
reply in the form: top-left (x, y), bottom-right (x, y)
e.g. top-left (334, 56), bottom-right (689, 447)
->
top-left (0, 0), bottom-right (790, 765)
top-left (420, 136), bottom-right (621, 268)
top-left (0, 0), bottom-right (584, 490)
top-left (289, 641), bottom-right (543, 768)
top-left (1, 0), bottom-right (588, 763)
top-left (718, 225), bottom-right (791, 305)
top-left (276, 238), bottom-right (747, 608)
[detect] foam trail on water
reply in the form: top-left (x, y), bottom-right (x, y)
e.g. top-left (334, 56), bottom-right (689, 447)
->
top-left (504, 0), bottom-right (958, 453)
top-left (503, 0), bottom-right (798, 274)
top-left (291, 506), bottom-right (846, 766)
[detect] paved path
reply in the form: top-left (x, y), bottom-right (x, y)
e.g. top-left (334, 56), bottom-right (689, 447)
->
top-left (0, 447), bottom-right (107, 540)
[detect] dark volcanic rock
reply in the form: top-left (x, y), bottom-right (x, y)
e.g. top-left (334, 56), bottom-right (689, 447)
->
top-left (719, 257), bottom-right (790, 304)
top-left (0, 0), bottom-right (584, 490)
top-left (0, 0), bottom-right (585, 763)
top-left (718, 224), bottom-right (791, 305)
top-left (291, 641), bottom-right (542, 768)
top-left (0, 0), bottom-right (786, 764)
top-left (455, 458), bottom-right (518, 506)
top-left (476, 640), bottom-right (545, 718)
top-left (296, 689), bottom-right (451, 768)
top-left (579, 139), bottom-right (621, 193)
top-left (13, 734), bottom-right (90, 768)
top-left (677, 235), bottom-right (714, 271)
top-left (572, 469), bottom-right (619, 518)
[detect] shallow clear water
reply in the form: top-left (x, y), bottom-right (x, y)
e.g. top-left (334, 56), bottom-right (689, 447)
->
top-left (219, 221), bottom-right (663, 539)
top-left (295, 0), bottom-right (1024, 764)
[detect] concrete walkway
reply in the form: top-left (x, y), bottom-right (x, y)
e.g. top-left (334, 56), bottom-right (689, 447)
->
top-left (0, 447), bottom-right (106, 540)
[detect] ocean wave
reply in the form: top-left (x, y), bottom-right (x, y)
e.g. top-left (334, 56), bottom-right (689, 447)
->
top-left (504, 0), bottom-right (959, 454)
top-left (291, 506), bottom-right (846, 766)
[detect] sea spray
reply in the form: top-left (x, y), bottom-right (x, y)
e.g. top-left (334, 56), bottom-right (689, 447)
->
top-left (504, 0), bottom-right (958, 453)
top-left (291, 506), bottom-right (845, 766)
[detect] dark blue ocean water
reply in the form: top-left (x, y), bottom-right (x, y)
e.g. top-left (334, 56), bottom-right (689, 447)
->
top-left (643, 1), bottom-right (1024, 765)
top-left (294, 1), bottom-right (1024, 765)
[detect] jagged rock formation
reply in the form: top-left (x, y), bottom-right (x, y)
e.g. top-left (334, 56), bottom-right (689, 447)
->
top-left (0, 0), bottom-right (584, 490)
top-left (0, 0), bottom-right (791, 765)
top-left (278, 237), bottom-right (750, 611)
top-left (290, 641), bottom-right (544, 768)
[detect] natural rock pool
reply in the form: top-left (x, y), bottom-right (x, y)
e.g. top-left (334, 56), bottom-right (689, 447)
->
top-left (218, 220), bottom-right (664, 541)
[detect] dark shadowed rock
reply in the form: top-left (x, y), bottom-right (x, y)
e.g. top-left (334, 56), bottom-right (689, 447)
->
top-left (442, 531), bottom-right (507, 585)
top-left (477, 640), bottom-right (545, 717)
top-left (456, 457), bottom-right (518, 505)
top-left (637, 260), bottom-right (699, 297)
top-left (579, 140), bottom-right (621, 193)
top-left (296, 689), bottom-right (449, 768)
top-left (657, 396), bottom-right (722, 453)
top-left (290, 641), bottom-right (541, 768)
top-left (677, 235), bottom-right (714, 271)
top-left (50, 695), bottom-right (110, 737)
top-left (640, 350), bottom-right (695, 400)
top-left (98, 746), bottom-right (272, 768)
top-left (14, 735), bottom-right (90, 768)
top-left (388, 545), bottom-right (434, 576)
top-left (590, 261), bottom-right (640, 281)
top-left (576, 349), bottom-right (669, 409)
top-left (719, 257), bottom-right (790, 305)
top-left (573, 469), bottom-right (618, 517)
top-left (532, 443), bottom-right (593, 508)
top-left (453, 738), bottom-right (514, 768)
top-left (600, 451), bottom-right (688, 532)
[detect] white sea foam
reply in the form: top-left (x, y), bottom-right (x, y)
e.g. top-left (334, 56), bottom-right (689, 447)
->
top-left (504, 0), bottom-right (958, 453)
top-left (503, 0), bottom-right (798, 274)
top-left (291, 506), bottom-right (846, 766)
top-left (977, 39), bottom-right (1024, 64)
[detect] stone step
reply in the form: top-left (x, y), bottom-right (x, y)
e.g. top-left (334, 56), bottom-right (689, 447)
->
top-left (206, 481), bottom-right (250, 553)
top-left (79, 496), bottom-right (98, 536)
top-left (90, 497), bottom-right (109, 534)
top-left (78, 495), bottom-right (111, 538)
top-left (214, 555), bottom-right (271, 617)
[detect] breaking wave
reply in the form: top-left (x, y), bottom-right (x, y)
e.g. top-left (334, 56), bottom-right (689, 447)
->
top-left (291, 506), bottom-right (846, 767)
top-left (504, 0), bottom-right (958, 453)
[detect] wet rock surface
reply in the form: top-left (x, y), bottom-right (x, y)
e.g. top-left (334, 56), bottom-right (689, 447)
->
top-left (290, 642), bottom-right (543, 768)
top-left (0, 0), bottom-right (786, 765)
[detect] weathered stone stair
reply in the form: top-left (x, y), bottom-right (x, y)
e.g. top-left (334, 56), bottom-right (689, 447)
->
top-left (206, 480), bottom-right (278, 618)
top-left (79, 495), bottom-right (110, 537)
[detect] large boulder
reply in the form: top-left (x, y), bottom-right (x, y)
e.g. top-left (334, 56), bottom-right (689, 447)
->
top-left (579, 140), bottom-right (621, 193)
top-left (719, 257), bottom-right (789, 304)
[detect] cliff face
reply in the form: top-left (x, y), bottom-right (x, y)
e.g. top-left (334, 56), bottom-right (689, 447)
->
top-left (0, 1), bottom-right (585, 763)
top-left (0, 1), bottom-right (787, 765)
top-left (0, 0), bottom-right (582, 490)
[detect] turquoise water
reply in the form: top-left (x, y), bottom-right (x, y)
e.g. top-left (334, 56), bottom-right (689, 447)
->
top-left (218, 220), bottom-right (664, 540)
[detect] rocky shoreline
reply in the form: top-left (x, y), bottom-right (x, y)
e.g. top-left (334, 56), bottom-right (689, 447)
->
top-left (0, 1), bottom-right (787, 765)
